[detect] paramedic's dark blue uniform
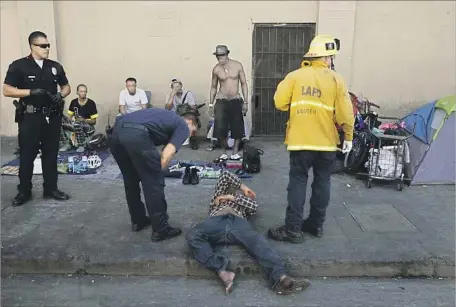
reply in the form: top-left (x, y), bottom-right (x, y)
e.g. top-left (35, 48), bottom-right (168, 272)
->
top-left (110, 108), bottom-right (189, 233)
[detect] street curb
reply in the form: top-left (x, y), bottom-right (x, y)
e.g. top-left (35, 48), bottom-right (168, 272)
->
top-left (2, 256), bottom-right (454, 278)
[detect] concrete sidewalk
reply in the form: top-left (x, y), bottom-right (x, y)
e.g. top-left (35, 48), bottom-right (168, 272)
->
top-left (1, 138), bottom-right (455, 278)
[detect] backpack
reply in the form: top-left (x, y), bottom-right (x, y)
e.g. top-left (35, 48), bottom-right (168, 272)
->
top-left (175, 92), bottom-right (190, 116)
top-left (242, 142), bottom-right (264, 173)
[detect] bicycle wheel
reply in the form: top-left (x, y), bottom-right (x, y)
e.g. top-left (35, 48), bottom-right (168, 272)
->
top-left (344, 133), bottom-right (369, 173)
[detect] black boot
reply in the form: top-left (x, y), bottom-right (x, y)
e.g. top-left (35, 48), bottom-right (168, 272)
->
top-left (132, 217), bottom-right (151, 232)
top-left (182, 166), bottom-right (191, 185)
top-left (189, 136), bottom-right (199, 150)
top-left (302, 219), bottom-right (324, 238)
top-left (43, 189), bottom-right (70, 201)
top-left (190, 168), bottom-right (200, 185)
top-left (12, 191), bottom-right (32, 207)
top-left (151, 224), bottom-right (182, 242)
top-left (268, 225), bottom-right (304, 244)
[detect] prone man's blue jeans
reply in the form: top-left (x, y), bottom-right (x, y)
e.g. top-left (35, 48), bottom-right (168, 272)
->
top-left (185, 214), bottom-right (286, 287)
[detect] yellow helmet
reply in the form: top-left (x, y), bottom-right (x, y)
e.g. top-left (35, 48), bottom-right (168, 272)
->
top-left (303, 35), bottom-right (340, 58)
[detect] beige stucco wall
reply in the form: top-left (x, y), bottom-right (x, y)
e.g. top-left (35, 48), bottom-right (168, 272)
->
top-left (1, 1), bottom-right (455, 136)
top-left (1, 0), bottom-right (59, 136)
top-left (1, 0), bottom-right (21, 136)
top-left (52, 0), bottom-right (319, 135)
top-left (350, 1), bottom-right (456, 116)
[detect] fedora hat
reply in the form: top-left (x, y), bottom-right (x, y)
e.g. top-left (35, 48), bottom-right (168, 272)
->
top-left (213, 45), bottom-right (230, 56)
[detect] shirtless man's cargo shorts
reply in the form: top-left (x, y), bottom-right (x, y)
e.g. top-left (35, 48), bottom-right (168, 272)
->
top-left (213, 98), bottom-right (245, 139)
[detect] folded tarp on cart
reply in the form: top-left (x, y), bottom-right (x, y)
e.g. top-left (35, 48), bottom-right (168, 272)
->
top-left (402, 95), bottom-right (455, 185)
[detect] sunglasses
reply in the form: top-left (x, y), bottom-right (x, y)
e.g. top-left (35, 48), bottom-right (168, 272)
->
top-left (33, 43), bottom-right (51, 49)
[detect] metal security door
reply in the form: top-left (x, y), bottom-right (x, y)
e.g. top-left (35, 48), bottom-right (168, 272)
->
top-left (251, 23), bottom-right (316, 136)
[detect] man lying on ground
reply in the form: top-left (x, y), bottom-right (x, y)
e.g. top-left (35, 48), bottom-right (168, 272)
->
top-left (185, 171), bottom-right (310, 295)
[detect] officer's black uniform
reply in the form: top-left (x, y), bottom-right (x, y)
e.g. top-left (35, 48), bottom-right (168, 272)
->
top-left (109, 108), bottom-right (189, 242)
top-left (4, 55), bottom-right (70, 205)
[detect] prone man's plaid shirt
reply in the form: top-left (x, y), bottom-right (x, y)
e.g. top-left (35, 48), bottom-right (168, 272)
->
top-left (208, 171), bottom-right (258, 219)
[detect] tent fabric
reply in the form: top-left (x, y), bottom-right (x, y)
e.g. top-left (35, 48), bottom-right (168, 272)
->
top-left (433, 96), bottom-right (456, 140)
top-left (406, 135), bottom-right (430, 180)
top-left (402, 95), bottom-right (456, 185)
top-left (402, 101), bottom-right (436, 144)
top-left (411, 113), bottom-right (455, 185)
top-left (435, 95), bottom-right (456, 115)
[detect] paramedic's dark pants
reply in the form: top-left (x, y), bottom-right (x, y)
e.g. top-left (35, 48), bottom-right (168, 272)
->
top-left (185, 214), bottom-right (286, 287)
top-left (285, 150), bottom-right (336, 232)
top-left (18, 113), bottom-right (62, 193)
top-left (110, 123), bottom-right (168, 231)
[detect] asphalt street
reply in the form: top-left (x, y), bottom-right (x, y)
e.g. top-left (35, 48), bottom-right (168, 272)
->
top-left (1, 275), bottom-right (454, 307)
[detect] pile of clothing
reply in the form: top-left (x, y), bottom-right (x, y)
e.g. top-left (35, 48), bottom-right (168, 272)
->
top-left (164, 160), bottom-right (248, 184)
top-left (374, 121), bottom-right (408, 136)
top-left (57, 153), bottom-right (102, 174)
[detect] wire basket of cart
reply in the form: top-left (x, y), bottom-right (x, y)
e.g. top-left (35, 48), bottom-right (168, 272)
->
top-left (364, 116), bottom-right (416, 191)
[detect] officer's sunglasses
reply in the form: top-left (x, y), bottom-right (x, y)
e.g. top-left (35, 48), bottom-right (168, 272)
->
top-left (33, 43), bottom-right (51, 49)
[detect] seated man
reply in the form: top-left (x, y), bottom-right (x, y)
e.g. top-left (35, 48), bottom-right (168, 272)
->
top-left (62, 84), bottom-right (98, 152)
top-left (165, 78), bottom-right (199, 149)
top-left (119, 77), bottom-right (148, 114)
top-left (185, 171), bottom-right (310, 295)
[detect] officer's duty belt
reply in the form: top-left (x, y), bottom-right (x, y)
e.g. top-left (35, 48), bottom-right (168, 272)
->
top-left (24, 105), bottom-right (57, 114)
top-left (121, 122), bottom-right (149, 132)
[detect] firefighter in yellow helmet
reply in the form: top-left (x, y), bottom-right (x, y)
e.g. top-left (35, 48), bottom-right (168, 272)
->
top-left (268, 35), bottom-right (354, 243)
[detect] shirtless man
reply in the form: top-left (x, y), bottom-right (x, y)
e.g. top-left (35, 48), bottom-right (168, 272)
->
top-left (209, 45), bottom-right (248, 161)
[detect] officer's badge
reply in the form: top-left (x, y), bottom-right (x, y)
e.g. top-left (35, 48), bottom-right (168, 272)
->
top-left (51, 67), bottom-right (57, 75)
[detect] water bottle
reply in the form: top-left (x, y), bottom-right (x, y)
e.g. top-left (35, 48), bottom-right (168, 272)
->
top-left (33, 157), bottom-right (42, 174)
top-left (68, 156), bottom-right (74, 173)
top-left (81, 156), bottom-right (88, 172)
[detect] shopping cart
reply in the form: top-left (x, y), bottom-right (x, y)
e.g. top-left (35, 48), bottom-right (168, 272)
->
top-left (365, 116), bottom-right (415, 191)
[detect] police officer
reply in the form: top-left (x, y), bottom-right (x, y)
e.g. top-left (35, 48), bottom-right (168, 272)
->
top-left (268, 35), bottom-right (354, 243)
top-left (110, 107), bottom-right (196, 242)
top-left (2, 31), bottom-right (71, 206)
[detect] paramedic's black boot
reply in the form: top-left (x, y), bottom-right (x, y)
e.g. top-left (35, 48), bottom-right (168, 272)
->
top-left (151, 224), bottom-right (182, 242)
top-left (12, 191), bottom-right (32, 207)
top-left (132, 218), bottom-right (151, 232)
top-left (43, 189), bottom-right (70, 201)
top-left (302, 220), bottom-right (324, 238)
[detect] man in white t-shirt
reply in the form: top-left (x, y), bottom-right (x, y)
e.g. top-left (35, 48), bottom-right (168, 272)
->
top-left (119, 77), bottom-right (149, 114)
top-left (165, 79), bottom-right (195, 112)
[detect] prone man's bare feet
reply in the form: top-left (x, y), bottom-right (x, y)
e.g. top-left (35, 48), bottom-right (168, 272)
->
top-left (218, 270), bottom-right (236, 294)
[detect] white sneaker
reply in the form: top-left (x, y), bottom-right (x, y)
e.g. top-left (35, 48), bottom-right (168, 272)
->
top-left (219, 153), bottom-right (228, 160)
top-left (182, 138), bottom-right (190, 146)
top-left (230, 153), bottom-right (242, 160)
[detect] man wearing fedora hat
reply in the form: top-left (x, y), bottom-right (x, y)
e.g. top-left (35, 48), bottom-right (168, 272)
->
top-left (209, 45), bottom-right (248, 161)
